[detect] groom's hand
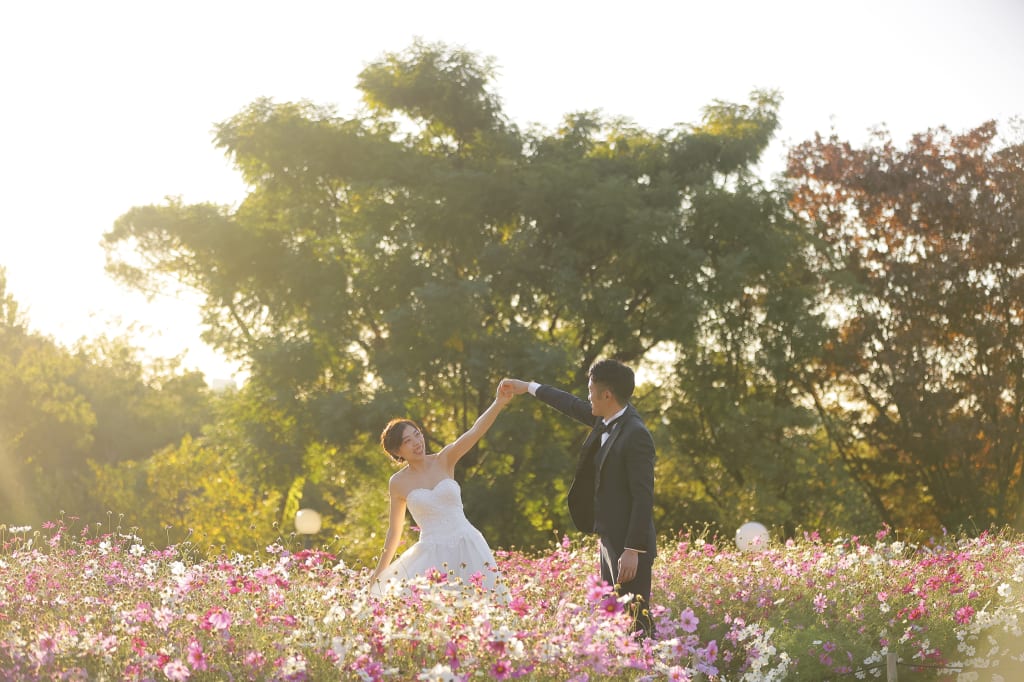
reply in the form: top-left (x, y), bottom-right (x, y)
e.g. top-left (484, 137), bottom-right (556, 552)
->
top-left (617, 549), bottom-right (639, 584)
top-left (501, 378), bottom-right (529, 395)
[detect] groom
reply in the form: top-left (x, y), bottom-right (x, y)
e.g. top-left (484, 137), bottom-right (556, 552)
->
top-left (503, 360), bottom-right (656, 638)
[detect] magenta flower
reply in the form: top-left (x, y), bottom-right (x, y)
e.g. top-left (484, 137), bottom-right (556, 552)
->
top-left (489, 659), bottom-right (512, 679)
top-left (599, 594), bottom-right (624, 616)
top-left (955, 605), bottom-right (975, 624)
top-left (509, 596), bottom-right (529, 616)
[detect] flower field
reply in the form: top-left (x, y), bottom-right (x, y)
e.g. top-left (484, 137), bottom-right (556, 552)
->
top-left (1, 520), bottom-right (1023, 681)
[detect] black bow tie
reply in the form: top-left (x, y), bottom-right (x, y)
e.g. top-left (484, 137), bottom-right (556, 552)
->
top-left (597, 416), bottom-right (622, 434)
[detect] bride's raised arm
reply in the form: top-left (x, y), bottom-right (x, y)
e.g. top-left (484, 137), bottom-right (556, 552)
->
top-left (438, 382), bottom-right (514, 470)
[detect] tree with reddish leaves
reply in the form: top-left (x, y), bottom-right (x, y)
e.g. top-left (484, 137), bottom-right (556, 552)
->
top-left (787, 121), bottom-right (1024, 531)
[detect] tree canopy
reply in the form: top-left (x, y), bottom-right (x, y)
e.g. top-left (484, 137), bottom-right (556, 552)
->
top-left (100, 41), bottom-right (845, 559)
top-left (788, 122), bottom-right (1024, 530)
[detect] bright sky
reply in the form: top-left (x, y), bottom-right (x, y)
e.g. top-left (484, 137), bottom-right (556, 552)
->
top-left (1, 0), bottom-right (1022, 385)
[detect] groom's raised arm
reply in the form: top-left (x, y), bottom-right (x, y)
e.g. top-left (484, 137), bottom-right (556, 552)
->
top-left (502, 378), bottom-right (595, 427)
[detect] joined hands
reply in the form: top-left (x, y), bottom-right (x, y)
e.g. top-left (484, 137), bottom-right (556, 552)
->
top-left (495, 381), bottom-right (517, 406)
top-left (500, 378), bottom-right (529, 396)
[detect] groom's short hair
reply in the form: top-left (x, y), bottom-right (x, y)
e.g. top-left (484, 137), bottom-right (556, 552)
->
top-left (589, 359), bottom-right (635, 404)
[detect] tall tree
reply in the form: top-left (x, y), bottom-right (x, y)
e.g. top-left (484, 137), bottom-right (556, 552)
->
top-left (787, 122), bottom-right (1024, 530)
top-left (103, 41), bottom-right (845, 554)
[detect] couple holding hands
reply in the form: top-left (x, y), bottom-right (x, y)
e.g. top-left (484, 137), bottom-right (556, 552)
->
top-left (369, 359), bottom-right (657, 638)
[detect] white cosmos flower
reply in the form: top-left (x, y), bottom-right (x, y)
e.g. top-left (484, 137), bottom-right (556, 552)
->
top-left (418, 663), bottom-right (456, 681)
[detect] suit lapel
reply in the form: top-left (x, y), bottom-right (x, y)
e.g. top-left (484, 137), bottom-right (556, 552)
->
top-left (593, 420), bottom-right (624, 484)
top-left (593, 405), bottom-right (638, 482)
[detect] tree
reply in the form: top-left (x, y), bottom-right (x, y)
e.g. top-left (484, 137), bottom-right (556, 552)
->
top-left (91, 434), bottom-right (282, 552)
top-left (0, 270), bottom-right (96, 523)
top-left (787, 121), bottom-right (1024, 530)
top-left (102, 41), bottom-right (852, 550)
top-left (0, 268), bottom-right (216, 526)
top-left (72, 335), bottom-right (212, 466)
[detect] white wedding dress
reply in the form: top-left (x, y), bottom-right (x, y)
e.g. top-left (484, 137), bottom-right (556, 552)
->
top-left (370, 478), bottom-right (507, 600)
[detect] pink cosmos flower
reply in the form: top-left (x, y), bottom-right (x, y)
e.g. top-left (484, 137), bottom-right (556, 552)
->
top-left (202, 607), bottom-right (232, 632)
top-left (489, 659), bottom-right (512, 680)
top-left (667, 666), bottom-right (691, 681)
top-left (34, 634), bottom-right (56, 666)
top-left (187, 639), bottom-right (208, 672)
top-left (599, 594), bottom-right (624, 616)
top-left (509, 596), bottom-right (529, 616)
top-left (163, 659), bottom-right (191, 681)
top-left (153, 607), bottom-right (174, 631)
top-left (585, 574), bottom-right (612, 603)
top-left (244, 651), bottom-right (266, 668)
top-left (35, 634), bottom-right (56, 653)
top-left (695, 640), bottom-right (719, 677)
top-left (813, 593), bottom-right (828, 613)
top-left (131, 603), bottom-right (152, 624)
top-left (445, 639), bottom-right (460, 667)
top-left (678, 608), bottom-right (699, 633)
top-left (955, 605), bottom-right (975, 624)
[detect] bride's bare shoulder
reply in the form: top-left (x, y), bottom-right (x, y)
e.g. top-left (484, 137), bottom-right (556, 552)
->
top-left (388, 468), bottom-right (411, 494)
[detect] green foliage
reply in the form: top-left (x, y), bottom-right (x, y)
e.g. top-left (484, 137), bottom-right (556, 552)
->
top-left (0, 271), bottom-right (215, 527)
top-left (96, 42), bottom-right (864, 549)
top-left (0, 314), bottom-right (95, 524)
top-left (358, 39), bottom-right (508, 143)
top-left (90, 434), bottom-right (282, 553)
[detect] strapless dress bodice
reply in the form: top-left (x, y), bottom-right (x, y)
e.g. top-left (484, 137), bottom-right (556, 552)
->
top-left (406, 478), bottom-right (478, 545)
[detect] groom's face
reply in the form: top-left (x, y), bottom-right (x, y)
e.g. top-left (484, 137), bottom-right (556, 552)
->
top-left (587, 378), bottom-right (614, 418)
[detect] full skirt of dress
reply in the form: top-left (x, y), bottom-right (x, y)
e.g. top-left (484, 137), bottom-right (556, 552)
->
top-left (369, 478), bottom-right (507, 602)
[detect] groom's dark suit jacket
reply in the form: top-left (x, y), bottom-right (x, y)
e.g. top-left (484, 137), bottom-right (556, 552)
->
top-left (535, 385), bottom-right (657, 556)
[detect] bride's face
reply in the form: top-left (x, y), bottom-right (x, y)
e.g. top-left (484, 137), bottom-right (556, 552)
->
top-left (396, 424), bottom-right (425, 461)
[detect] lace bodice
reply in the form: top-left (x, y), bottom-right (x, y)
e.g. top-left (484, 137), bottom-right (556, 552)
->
top-left (406, 478), bottom-right (478, 545)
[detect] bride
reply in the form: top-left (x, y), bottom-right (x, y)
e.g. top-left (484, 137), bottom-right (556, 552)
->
top-left (368, 383), bottom-right (513, 599)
